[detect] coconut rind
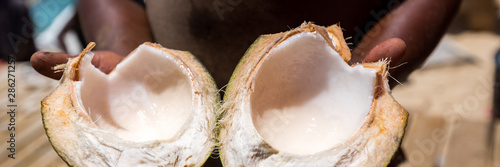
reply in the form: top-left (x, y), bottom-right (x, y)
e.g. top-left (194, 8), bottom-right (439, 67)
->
top-left (41, 42), bottom-right (219, 166)
top-left (220, 23), bottom-right (408, 166)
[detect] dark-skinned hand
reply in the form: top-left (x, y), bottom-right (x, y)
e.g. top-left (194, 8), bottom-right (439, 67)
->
top-left (30, 50), bottom-right (123, 80)
top-left (30, 38), bottom-right (406, 87)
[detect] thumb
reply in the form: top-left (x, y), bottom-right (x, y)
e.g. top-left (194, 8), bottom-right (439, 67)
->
top-left (363, 38), bottom-right (406, 67)
top-left (89, 51), bottom-right (123, 74)
top-left (31, 51), bottom-right (73, 80)
top-left (31, 51), bottom-right (123, 80)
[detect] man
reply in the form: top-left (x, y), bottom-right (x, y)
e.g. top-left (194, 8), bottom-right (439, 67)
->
top-left (30, 0), bottom-right (461, 166)
top-left (31, 0), bottom-right (461, 87)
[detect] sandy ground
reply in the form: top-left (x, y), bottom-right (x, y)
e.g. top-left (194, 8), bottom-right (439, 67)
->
top-left (0, 31), bottom-right (499, 166)
top-left (394, 32), bottom-right (500, 167)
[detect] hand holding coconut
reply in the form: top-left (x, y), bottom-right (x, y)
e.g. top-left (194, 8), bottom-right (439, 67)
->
top-left (30, 0), bottom-right (462, 87)
top-left (29, 0), bottom-right (462, 166)
top-left (36, 23), bottom-right (408, 167)
top-left (31, 51), bottom-right (123, 80)
top-left (32, 0), bottom-right (152, 80)
top-left (30, 39), bottom-right (406, 81)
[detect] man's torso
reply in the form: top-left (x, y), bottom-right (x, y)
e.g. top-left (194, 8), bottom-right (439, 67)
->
top-left (145, 0), bottom-right (392, 87)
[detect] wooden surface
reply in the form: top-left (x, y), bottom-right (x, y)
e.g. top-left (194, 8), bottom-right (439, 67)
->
top-left (0, 62), bottom-right (66, 167)
top-left (0, 32), bottom-right (499, 167)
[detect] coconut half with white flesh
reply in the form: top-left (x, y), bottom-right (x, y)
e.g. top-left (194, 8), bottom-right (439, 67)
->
top-left (219, 23), bottom-right (408, 166)
top-left (41, 42), bottom-right (219, 166)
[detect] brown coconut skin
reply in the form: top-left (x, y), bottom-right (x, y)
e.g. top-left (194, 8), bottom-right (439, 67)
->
top-left (41, 42), bottom-right (219, 166)
top-left (219, 23), bottom-right (408, 166)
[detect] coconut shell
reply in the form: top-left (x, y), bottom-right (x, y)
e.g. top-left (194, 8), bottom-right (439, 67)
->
top-left (41, 42), bottom-right (219, 166)
top-left (219, 23), bottom-right (408, 166)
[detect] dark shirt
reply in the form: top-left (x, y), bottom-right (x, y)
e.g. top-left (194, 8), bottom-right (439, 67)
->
top-left (144, 0), bottom-right (397, 88)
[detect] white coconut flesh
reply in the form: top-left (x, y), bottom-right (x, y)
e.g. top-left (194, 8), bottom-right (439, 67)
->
top-left (251, 32), bottom-right (376, 155)
top-left (75, 45), bottom-right (193, 142)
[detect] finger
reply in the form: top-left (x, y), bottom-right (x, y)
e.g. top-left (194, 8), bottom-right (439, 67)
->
top-left (90, 51), bottom-right (123, 74)
top-left (363, 38), bottom-right (406, 67)
top-left (30, 51), bottom-right (73, 80)
top-left (31, 51), bottom-right (124, 80)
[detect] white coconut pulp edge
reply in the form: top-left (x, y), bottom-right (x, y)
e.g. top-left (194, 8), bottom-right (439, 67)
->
top-left (54, 44), bottom-right (218, 166)
top-left (74, 44), bottom-right (194, 142)
top-left (250, 32), bottom-right (376, 155)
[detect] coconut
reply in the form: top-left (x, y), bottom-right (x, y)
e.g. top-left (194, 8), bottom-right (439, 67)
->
top-left (41, 42), bottom-right (219, 166)
top-left (219, 23), bottom-right (408, 166)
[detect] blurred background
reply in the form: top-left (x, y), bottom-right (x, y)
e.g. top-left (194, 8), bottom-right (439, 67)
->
top-left (0, 0), bottom-right (500, 166)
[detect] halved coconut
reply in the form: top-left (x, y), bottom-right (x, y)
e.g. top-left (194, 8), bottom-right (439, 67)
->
top-left (219, 23), bottom-right (408, 166)
top-left (41, 42), bottom-right (219, 166)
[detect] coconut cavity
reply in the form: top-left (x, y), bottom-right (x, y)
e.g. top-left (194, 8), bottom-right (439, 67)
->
top-left (76, 45), bottom-right (193, 142)
top-left (251, 32), bottom-right (376, 155)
